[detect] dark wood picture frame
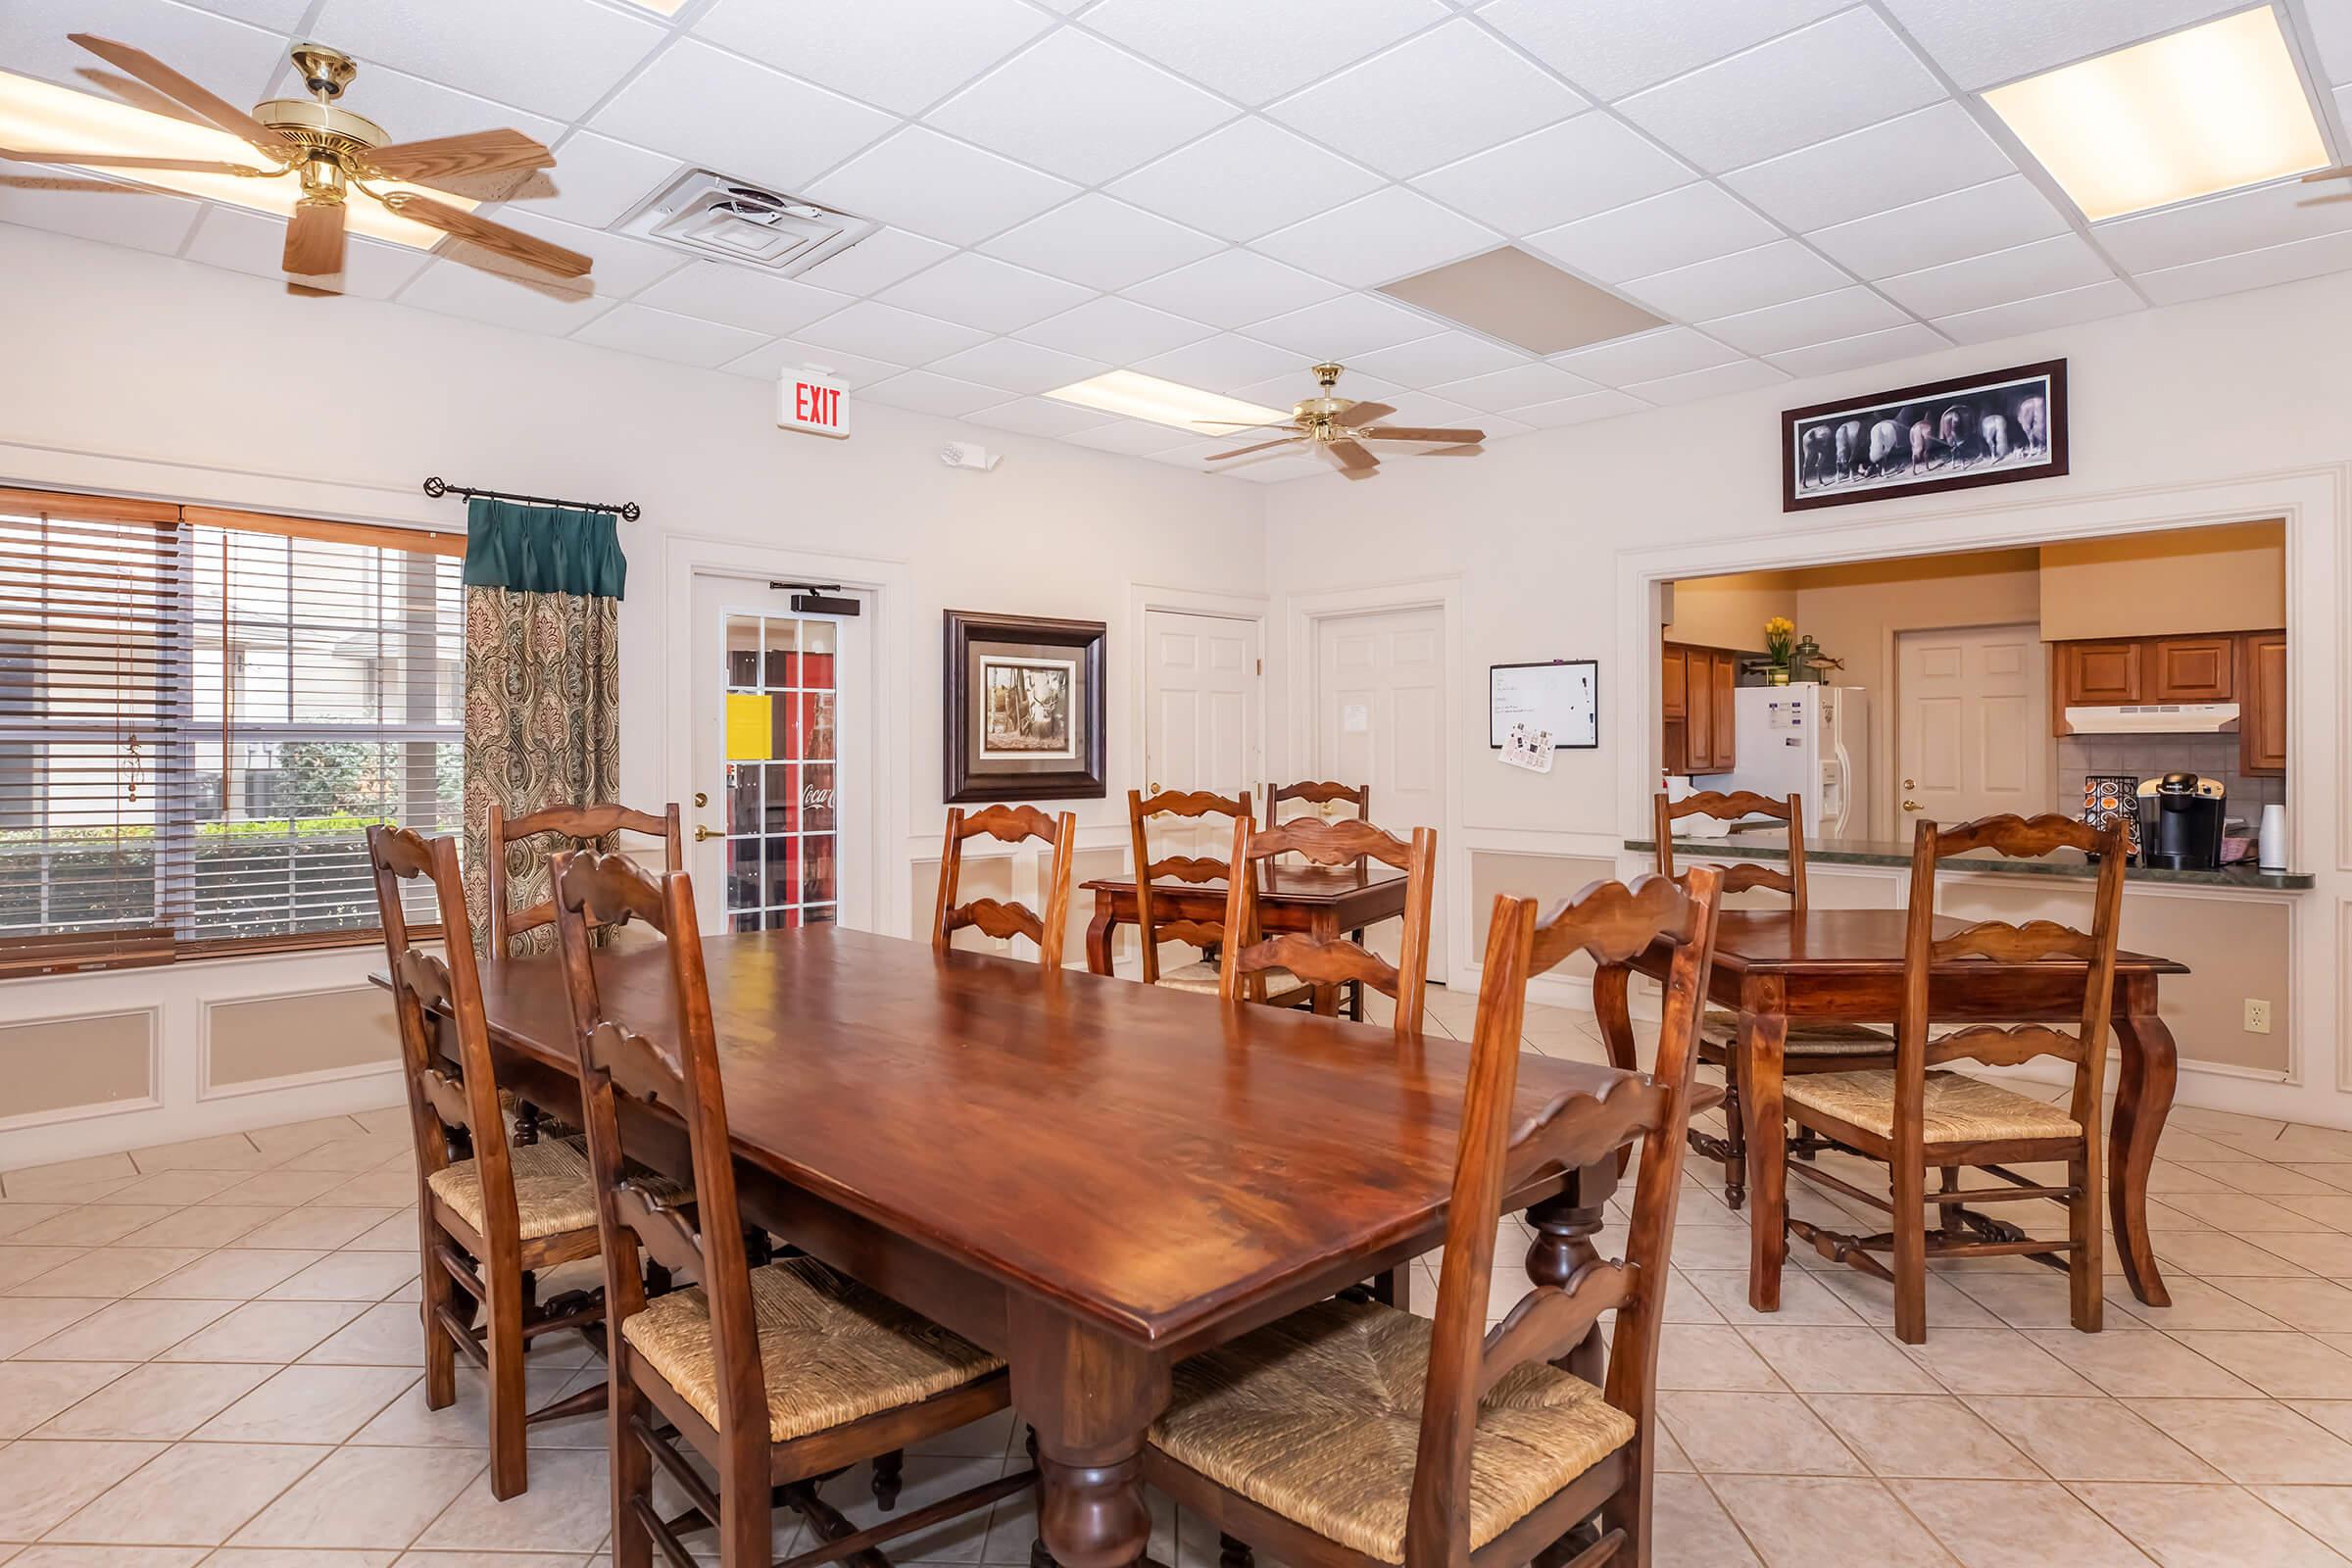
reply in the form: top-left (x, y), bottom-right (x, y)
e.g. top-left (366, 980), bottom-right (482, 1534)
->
top-left (1781, 358), bottom-right (2068, 512)
top-left (944, 609), bottom-right (1106, 804)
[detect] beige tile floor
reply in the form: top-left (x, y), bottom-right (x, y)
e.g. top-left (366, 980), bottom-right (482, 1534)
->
top-left (5, 989), bottom-right (2352, 1565)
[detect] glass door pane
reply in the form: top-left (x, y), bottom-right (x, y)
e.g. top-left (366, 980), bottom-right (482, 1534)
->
top-left (720, 610), bottom-right (846, 932)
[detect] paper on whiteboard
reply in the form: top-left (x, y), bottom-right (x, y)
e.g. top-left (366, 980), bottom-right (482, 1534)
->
top-left (1500, 722), bottom-right (1554, 773)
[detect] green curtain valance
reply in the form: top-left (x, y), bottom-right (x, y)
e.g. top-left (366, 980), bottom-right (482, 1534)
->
top-left (461, 497), bottom-right (628, 600)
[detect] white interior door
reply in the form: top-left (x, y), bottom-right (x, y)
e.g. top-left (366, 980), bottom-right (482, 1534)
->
top-left (1894, 623), bottom-right (2047, 833)
top-left (1313, 606), bottom-right (1446, 981)
top-left (688, 574), bottom-right (874, 934)
top-left (1142, 609), bottom-right (1260, 856)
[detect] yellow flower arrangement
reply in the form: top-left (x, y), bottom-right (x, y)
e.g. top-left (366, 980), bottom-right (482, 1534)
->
top-left (1764, 616), bottom-right (1796, 665)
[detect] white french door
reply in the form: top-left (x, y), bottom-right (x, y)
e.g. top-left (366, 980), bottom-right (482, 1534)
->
top-left (687, 574), bottom-right (874, 934)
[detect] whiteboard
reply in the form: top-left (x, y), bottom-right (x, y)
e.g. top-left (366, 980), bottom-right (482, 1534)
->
top-left (1490, 661), bottom-right (1598, 749)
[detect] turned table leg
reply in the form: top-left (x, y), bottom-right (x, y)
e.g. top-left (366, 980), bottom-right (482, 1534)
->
top-left (1527, 1161), bottom-right (1618, 1388)
top-left (2110, 973), bottom-right (2177, 1308)
top-left (1010, 1300), bottom-right (1167, 1568)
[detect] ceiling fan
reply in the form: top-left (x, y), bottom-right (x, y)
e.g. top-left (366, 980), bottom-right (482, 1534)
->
top-left (1198, 364), bottom-right (1485, 479)
top-left (2302, 163), bottom-right (2352, 202)
top-left (0, 33), bottom-right (590, 289)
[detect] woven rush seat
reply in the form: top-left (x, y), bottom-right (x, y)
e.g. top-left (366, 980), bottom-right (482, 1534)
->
top-left (1699, 1008), bottom-right (1891, 1055)
top-left (620, 1255), bottom-right (1004, 1444)
top-left (1784, 1069), bottom-right (2082, 1144)
top-left (1150, 1296), bottom-right (1633, 1566)
top-left (1156, 958), bottom-right (1300, 995)
top-left (426, 1135), bottom-right (683, 1241)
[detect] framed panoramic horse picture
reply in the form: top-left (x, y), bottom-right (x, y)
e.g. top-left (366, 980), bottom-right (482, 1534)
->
top-left (1781, 359), bottom-right (2068, 511)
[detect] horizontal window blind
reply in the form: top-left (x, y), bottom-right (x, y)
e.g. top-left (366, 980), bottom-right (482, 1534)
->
top-left (0, 489), bottom-right (464, 972)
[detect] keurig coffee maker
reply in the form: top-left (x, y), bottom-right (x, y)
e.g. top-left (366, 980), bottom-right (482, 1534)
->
top-left (2136, 773), bottom-right (2225, 870)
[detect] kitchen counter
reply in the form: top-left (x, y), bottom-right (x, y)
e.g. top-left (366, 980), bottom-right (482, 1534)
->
top-left (1624, 830), bottom-right (2314, 891)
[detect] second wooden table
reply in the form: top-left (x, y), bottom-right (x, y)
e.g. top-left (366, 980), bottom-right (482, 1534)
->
top-left (1082, 864), bottom-right (1408, 1015)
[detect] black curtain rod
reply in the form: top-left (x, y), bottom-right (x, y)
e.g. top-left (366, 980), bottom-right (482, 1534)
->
top-left (421, 476), bottom-right (641, 522)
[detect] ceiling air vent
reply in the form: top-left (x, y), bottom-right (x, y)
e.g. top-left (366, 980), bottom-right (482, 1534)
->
top-left (618, 170), bottom-right (878, 273)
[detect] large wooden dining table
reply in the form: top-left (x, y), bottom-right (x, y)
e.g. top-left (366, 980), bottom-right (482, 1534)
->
top-left (441, 925), bottom-right (1656, 1568)
top-left (1622, 908), bottom-right (2187, 1314)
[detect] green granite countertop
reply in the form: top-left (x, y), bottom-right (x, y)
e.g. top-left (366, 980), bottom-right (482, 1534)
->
top-left (1623, 830), bottom-right (2314, 891)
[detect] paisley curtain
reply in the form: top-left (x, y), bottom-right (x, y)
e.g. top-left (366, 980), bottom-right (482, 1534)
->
top-left (460, 499), bottom-right (626, 954)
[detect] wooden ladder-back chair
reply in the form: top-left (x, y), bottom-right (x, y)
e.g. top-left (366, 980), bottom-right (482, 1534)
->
top-left (1265, 779), bottom-right (1372, 864)
top-left (1219, 815), bottom-right (1435, 1030)
top-left (932, 804), bottom-right (1079, 969)
top-left (1127, 787), bottom-right (1306, 1004)
top-left (1653, 790), bottom-right (1892, 1207)
top-left (552, 849), bottom-right (1032, 1568)
top-left (485, 800), bottom-right (684, 958)
top-left (367, 823), bottom-right (615, 1500)
top-left (1148, 867), bottom-right (1723, 1568)
top-left (1779, 813), bottom-right (2127, 1344)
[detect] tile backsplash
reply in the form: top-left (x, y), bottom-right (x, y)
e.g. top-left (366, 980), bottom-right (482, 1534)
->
top-left (2056, 733), bottom-right (2282, 829)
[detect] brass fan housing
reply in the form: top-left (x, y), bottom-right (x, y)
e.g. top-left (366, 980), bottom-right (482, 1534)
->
top-left (255, 98), bottom-right (390, 156)
top-left (289, 43), bottom-right (359, 101)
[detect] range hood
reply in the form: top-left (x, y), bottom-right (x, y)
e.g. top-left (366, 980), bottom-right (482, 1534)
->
top-left (2063, 702), bottom-right (2239, 734)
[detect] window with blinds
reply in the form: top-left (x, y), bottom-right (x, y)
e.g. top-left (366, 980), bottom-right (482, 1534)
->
top-left (0, 489), bottom-right (464, 973)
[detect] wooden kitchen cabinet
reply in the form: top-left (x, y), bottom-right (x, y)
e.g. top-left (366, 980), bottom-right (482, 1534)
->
top-left (1708, 651), bottom-right (1736, 769)
top-left (1661, 644), bottom-right (1687, 719)
top-left (1661, 640), bottom-right (1739, 775)
top-left (2060, 640), bottom-right (2142, 706)
top-left (2241, 629), bottom-right (2286, 775)
top-left (2148, 636), bottom-right (2234, 701)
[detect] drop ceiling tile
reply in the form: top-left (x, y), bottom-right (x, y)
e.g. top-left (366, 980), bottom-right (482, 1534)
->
top-left (1620, 239), bottom-right (1850, 320)
top-left (1525, 182), bottom-right (1780, 283)
top-left (928, 30), bottom-right (1237, 185)
top-left (874, 252), bottom-right (1092, 334)
top-left (631, 263), bottom-right (855, 337)
top-left (1082, 0), bottom-right (1449, 107)
top-left (926, 337), bottom-right (1109, 395)
top-left (1121, 249), bottom-right (1342, 328)
top-left (805, 129), bottom-right (1078, 249)
top-left (1265, 21), bottom-right (1589, 179)
top-left (1505, 388), bottom-right (1649, 427)
top-left (1411, 116), bottom-right (1694, 237)
top-left (528, 133), bottom-right (678, 229)
top-left (476, 207), bottom-right (686, 296)
top-left (1106, 120), bottom-right (1386, 243)
top-left (861, 369), bottom-right (1014, 418)
top-left (1765, 321), bottom-right (1950, 379)
top-left (1145, 438), bottom-right (1263, 471)
top-left (1551, 325), bottom-right (1742, 385)
top-left (1062, 419), bottom-right (1199, 455)
top-left (0, 0), bottom-right (281, 101)
top-left (719, 336), bottom-right (904, 386)
top-left (1225, 453), bottom-right (1332, 483)
top-left (311, 0), bottom-right (666, 121)
top-left (1723, 101), bottom-right (2016, 233)
top-left (570, 302), bottom-right (770, 368)
top-left (1252, 187), bottom-right (1501, 289)
top-left (1622, 357), bottom-right (1790, 406)
top-left (179, 0), bottom-right (308, 27)
top-left (1808, 176), bottom-right (2069, 279)
top-left (262, 62), bottom-right (564, 149)
top-left (979, 195), bottom-right (1224, 292)
top-left (2134, 224), bottom-right (2352, 305)
top-left (1928, 278), bottom-right (2142, 343)
top-left (1244, 292), bottom-right (1443, 359)
top-left (182, 205), bottom-right (430, 299)
top-left (795, 298), bottom-right (991, 364)
top-left (1015, 296), bottom-right (1215, 364)
top-left (1701, 285), bottom-right (1910, 356)
top-left (1876, 232), bottom-right (2115, 318)
top-left (590, 42), bottom-right (898, 199)
top-left (397, 259), bottom-right (619, 335)
top-left (1475, 0), bottom-right (1850, 102)
top-left (1879, 0), bottom-right (2241, 90)
top-left (793, 227), bottom-right (959, 296)
top-left (2096, 177), bottom-right (2352, 274)
top-left (0, 179), bottom-right (202, 255)
top-left (1359, 389), bottom-right (1487, 429)
top-left (2322, 11), bottom-right (2352, 85)
top-left (1348, 331), bottom-right (1530, 386)
top-left (1431, 361), bottom-right (1601, 412)
top-left (963, 397), bottom-right (1124, 438)
top-left (692, 0), bottom-right (1052, 116)
top-left (1616, 10), bottom-right (1943, 172)
top-left (1130, 333), bottom-right (1306, 394)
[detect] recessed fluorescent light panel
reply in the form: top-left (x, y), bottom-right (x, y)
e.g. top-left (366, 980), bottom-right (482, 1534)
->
top-left (1984, 7), bottom-right (2328, 220)
top-left (1044, 371), bottom-right (1291, 433)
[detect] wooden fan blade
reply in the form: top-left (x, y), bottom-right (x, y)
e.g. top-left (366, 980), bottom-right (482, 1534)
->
top-left (1340, 401), bottom-right (1395, 425)
top-left (378, 191), bottom-right (591, 279)
top-left (1322, 437), bottom-right (1379, 475)
top-left (363, 128), bottom-right (556, 187)
top-left (1355, 425), bottom-right (1487, 443)
top-left (0, 145), bottom-right (272, 175)
top-left (2298, 165), bottom-right (2352, 182)
top-left (1207, 437), bottom-right (1304, 461)
top-left (69, 34), bottom-right (296, 160)
top-left (283, 198), bottom-right (346, 276)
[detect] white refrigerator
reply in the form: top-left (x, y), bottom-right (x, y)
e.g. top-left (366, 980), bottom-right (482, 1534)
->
top-left (1717, 686), bottom-right (1870, 840)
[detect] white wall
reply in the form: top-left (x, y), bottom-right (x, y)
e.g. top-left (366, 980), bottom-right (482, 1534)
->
top-left (1263, 267), bottom-right (2352, 1130)
top-left (0, 223), bottom-right (1272, 1166)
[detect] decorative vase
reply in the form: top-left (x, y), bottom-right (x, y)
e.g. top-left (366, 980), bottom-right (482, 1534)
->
top-left (1767, 665), bottom-right (1791, 685)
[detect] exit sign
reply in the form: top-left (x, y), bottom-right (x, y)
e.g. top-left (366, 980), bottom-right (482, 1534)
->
top-left (777, 368), bottom-right (849, 439)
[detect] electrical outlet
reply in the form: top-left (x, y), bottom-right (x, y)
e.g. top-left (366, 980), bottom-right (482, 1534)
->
top-left (993, 936), bottom-right (1011, 954)
top-left (2244, 999), bottom-right (2273, 1034)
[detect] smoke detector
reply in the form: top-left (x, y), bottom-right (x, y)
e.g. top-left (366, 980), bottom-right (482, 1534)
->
top-left (619, 170), bottom-right (878, 273)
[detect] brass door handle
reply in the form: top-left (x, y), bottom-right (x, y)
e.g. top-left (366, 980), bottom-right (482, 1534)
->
top-left (694, 825), bottom-right (721, 842)
top-left (1902, 800), bottom-right (1922, 812)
